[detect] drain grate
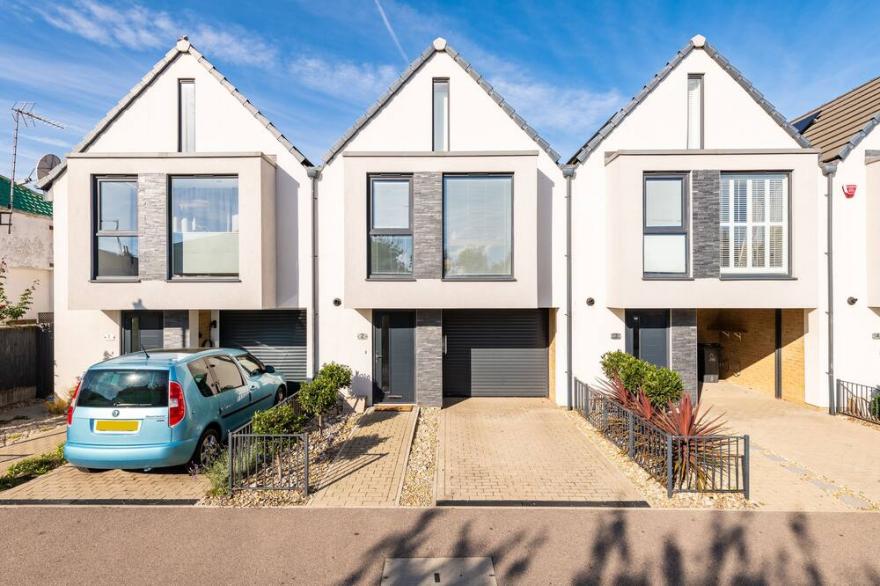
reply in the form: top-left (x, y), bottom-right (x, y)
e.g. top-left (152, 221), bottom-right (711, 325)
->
top-left (381, 557), bottom-right (496, 585)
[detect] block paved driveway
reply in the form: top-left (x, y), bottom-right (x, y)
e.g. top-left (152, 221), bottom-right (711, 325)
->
top-left (702, 382), bottom-right (880, 511)
top-left (436, 398), bottom-right (645, 505)
top-left (0, 464), bottom-right (209, 504)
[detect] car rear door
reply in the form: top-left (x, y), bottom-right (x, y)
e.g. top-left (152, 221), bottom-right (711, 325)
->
top-left (68, 369), bottom-right (171, 447)
top-left (206, 354), bottom-right (251, 430)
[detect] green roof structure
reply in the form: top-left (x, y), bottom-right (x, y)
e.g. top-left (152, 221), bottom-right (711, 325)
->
top-left (0, 175), bottom-right (53, 217)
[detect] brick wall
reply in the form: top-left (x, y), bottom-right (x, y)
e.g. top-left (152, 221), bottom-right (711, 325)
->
top-left (163, 311), bottom-right (189, 348)
top-left (138, 173), bottom-right (167, 280)
top-left (415, 309), bottom-right (442, 406)
top-left (413, 172), bottom-right (442, 279)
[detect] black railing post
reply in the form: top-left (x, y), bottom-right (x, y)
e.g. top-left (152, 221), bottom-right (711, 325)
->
top-left (666, 434), bottom-right (674, 498)
top-left (228, 431), bottom-right (234, 494)
top-left (302, 433), bottom-right (310, 496)
top-left (585, 383), bottom-right (591, 418)
top-left (627, 411), bottom-right (635, 458)
top-left (743, 435), bottom-right (750, 500)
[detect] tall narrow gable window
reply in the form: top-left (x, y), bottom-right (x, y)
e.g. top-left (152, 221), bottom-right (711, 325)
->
top-left (179, 79), bottom-right (195, 152)
top-left (687, 74), bottom-right (703, 149)
top-left (433, 79), bottom-right (449, 151)
top-left (720, 173), bottom-right (789, 274)
top-left (643, 174), bottom-right (688, 277)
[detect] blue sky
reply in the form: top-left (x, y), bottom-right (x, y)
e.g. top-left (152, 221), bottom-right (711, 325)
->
top-left (2, 0), bottom-right (880, 180)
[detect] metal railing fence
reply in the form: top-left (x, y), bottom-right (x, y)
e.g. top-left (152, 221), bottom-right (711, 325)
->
top-left (835, 379), bottom-right (880, 425)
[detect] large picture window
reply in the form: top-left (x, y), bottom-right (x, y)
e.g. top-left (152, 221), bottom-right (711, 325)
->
top-left (368, 176), bottom-right (413, 277)
top-left (643, 174), bottom-right (688, 276)
top-left (170, 176), bottom-right (239, 278)
top-left (94, 177), bottom-right (138, 278)
top-left (720, 173), bottom-right (788, 274)
top-left (443, 175), bottom-right (513, 278)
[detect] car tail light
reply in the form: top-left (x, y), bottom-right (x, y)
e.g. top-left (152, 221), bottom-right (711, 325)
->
top-left (168, 381), bottom-right (186, 427)
top-left (67, 378), bottom-right (81, 426)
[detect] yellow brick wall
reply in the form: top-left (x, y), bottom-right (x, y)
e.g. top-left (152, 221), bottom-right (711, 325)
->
top-left (780, 309), bottom-right (805, 403)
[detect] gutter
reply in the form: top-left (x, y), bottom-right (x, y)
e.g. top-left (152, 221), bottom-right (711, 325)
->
top-left (562, 164), bottom-right (576, 408)
top-left (307, 165), bottom-right (322, 378)
top-left (821, 162), bottom-right (837, 414)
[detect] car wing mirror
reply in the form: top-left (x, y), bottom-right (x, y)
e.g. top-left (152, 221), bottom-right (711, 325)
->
top-left (264, 365), bottom-right (276, 374)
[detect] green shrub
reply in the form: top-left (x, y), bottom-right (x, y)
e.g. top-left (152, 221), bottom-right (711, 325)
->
top-left (298, 377), bottom-right (338, 428)
top-left (642, 367), bottom-right (683, 409)
top-left (0, 444), bottom-right (65, 491)
top-left (619, 357), bottom-right (652, 393)
top-left (600, 351), bottom-right (631, 381)
top-left (870, 395), bottom-right (880, 419)
top-left (205, 451), bottom-right (230, 497)
top-left (252, 402), bottom-right (306, 435)
top-left (318, 362), bottom-right (352, 393)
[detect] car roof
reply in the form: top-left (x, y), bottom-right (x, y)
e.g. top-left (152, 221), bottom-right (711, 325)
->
top-left (89, 347), bottom-right (246, 370)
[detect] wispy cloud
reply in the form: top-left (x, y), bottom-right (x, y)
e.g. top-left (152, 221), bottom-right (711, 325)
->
top-left (33, 0), bottom-right (276, 67)
top-left (373, 0), bottom-right (408, 64)
top-left (289, 56), bottom-right (399, 104)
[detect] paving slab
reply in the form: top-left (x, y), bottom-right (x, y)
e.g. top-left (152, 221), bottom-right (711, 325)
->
top-left (0, 426), bottom-right (66, 474)
top-left (309, 407), bottom-right (417, 507)
top-left (702, 382), bottom-right (880, 511)
top-left (436, 398), bottom-right (645, 505)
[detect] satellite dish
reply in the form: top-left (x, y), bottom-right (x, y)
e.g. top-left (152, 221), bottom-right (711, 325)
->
top-left (36, 153), bottom-right (61, 180)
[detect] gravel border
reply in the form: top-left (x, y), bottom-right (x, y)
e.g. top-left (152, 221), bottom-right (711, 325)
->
top-left (199, 411), bottom-right (361, 507)
top-left (567, 411), bottom-right (754, 510)
top-left (399, 407), bottom-right (439, 507)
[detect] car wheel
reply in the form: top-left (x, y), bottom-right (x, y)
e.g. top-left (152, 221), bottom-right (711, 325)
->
top-left (274, 385), bottom-right (287, 405)
top-left (193, 428), bottom-right (222, 467)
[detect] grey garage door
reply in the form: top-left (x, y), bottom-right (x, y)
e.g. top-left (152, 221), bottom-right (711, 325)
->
top-left (443, 309), bottom-right (549, 397)
top-left (219, 310), bottom-right (307, 384)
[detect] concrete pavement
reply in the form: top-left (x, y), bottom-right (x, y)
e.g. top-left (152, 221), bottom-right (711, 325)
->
top-left (1, 506), bottom-right (877, 584)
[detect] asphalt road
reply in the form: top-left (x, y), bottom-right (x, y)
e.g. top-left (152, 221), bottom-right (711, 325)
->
top-left (1, 506), bottom-right (878, 584)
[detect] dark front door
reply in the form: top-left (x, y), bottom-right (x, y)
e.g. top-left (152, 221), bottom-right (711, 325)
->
top-left (122, 311), bottom-right (164, 354)
top-left (373, 311), bottom-right (415, 404)
top-left (625, 309), bottom-right (669, 368)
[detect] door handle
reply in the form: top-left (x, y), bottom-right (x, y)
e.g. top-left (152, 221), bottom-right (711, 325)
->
top-left (443, 335), bottom-right (447, 355)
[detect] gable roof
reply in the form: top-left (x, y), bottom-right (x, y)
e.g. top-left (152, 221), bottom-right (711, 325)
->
top-left (567, 35), bottom-right (811, 166)
top-left (37, 37), bottom-right (311, 190)
top-left (0, 175), bottom-right (52, 217)
top-left (322, 37), bottom-right (560, 165)
top-left (791, 74), bottom-right (880, 164)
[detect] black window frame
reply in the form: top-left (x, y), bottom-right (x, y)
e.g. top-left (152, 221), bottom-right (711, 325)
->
top-left (167, 174), bottom-right (240, 280)
top-left (93, 176), bottom-right (139, 280)
top-left (643, 172), bottom-right (690, 279)
top-left (367, 174), bottom-right (414, 279)
top-left (442, 173), bottom-right (515, 281)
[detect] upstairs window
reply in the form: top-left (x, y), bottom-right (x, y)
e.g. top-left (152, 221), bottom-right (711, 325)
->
top-left (643, 174), bottom-right (689, 277)
top-left (432, 79), bottom-right (449, 151)
top-left (94, 177), bottom-right (138, 278)
top-left (179, 79), bottom-right (195, 152)
top-left (170, 176), bottom-right (239, 278)
top-left (720, 173), bottom-right (788, 274)
top-left (443, 175), bottom-right (513, 278)
top-left (687, 74), bottom-right (703, 149)
top-left (368, 176), bottom-right (413, 277)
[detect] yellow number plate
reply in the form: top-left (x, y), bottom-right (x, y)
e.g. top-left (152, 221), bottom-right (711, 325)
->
top-left (95, 420), bottom-right (140, 432)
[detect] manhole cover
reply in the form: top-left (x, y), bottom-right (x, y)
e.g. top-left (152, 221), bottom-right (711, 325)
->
top-left (381, 557), bottom-right (496, 585)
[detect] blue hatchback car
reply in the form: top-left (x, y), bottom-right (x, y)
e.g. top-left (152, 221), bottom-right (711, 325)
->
top-left (65, 348), bottom-right (288, 470)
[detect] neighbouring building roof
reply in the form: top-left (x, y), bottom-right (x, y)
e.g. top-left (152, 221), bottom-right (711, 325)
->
top-left (0, 175), bottom-right (52, 217)
top-left (567, 35), bottom-right (812, 166)
top-left (322, 37), bottom-right (561, 165)
top-left (37, 37), bottom-right (312, 190)
top-left (791, 74), bottom-right (880, 164)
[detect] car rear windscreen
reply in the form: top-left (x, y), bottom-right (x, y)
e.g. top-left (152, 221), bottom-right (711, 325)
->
top-left (77, 370), bottom-right (169, 408)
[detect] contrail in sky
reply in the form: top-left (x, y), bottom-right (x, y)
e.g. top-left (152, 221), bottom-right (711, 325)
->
top-left (373, 0), bottom-right (408, 64)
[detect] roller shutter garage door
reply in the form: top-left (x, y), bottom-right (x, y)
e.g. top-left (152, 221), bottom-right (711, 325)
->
top-left (219, 310), bottom-right (307, 384)
top-left (443, 309), bottom-right (549, 397)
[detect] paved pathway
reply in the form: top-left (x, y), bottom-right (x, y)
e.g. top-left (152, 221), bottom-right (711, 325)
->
top-left (702, 382), bottom-right (880, 511)
top-left (436, 398), bottom-right (644, 505)
top-left (0, 464), bottom-right (209, 503)
top-left (309, 407), bottom-right (417, 507)
top-left (0, 426), bottom-right (66, 474)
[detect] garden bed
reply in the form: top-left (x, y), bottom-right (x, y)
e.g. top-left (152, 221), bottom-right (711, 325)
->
top-left (399, 407), bottom-right (439, 506)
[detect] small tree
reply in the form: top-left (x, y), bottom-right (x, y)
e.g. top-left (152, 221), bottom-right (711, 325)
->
top-left (0, 258), bottom-right (38, 325)
top-left (298, 363), bottom-right (352, 430)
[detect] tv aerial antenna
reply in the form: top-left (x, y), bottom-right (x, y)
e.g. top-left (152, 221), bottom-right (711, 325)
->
top-left (2, 103), bottom-right (64, 234)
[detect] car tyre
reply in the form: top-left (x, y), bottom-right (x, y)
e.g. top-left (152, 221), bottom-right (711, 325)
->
top-left (192, 428), bottom-right (222, 468)
top-left (273, 385), bottom-right (287, 405)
